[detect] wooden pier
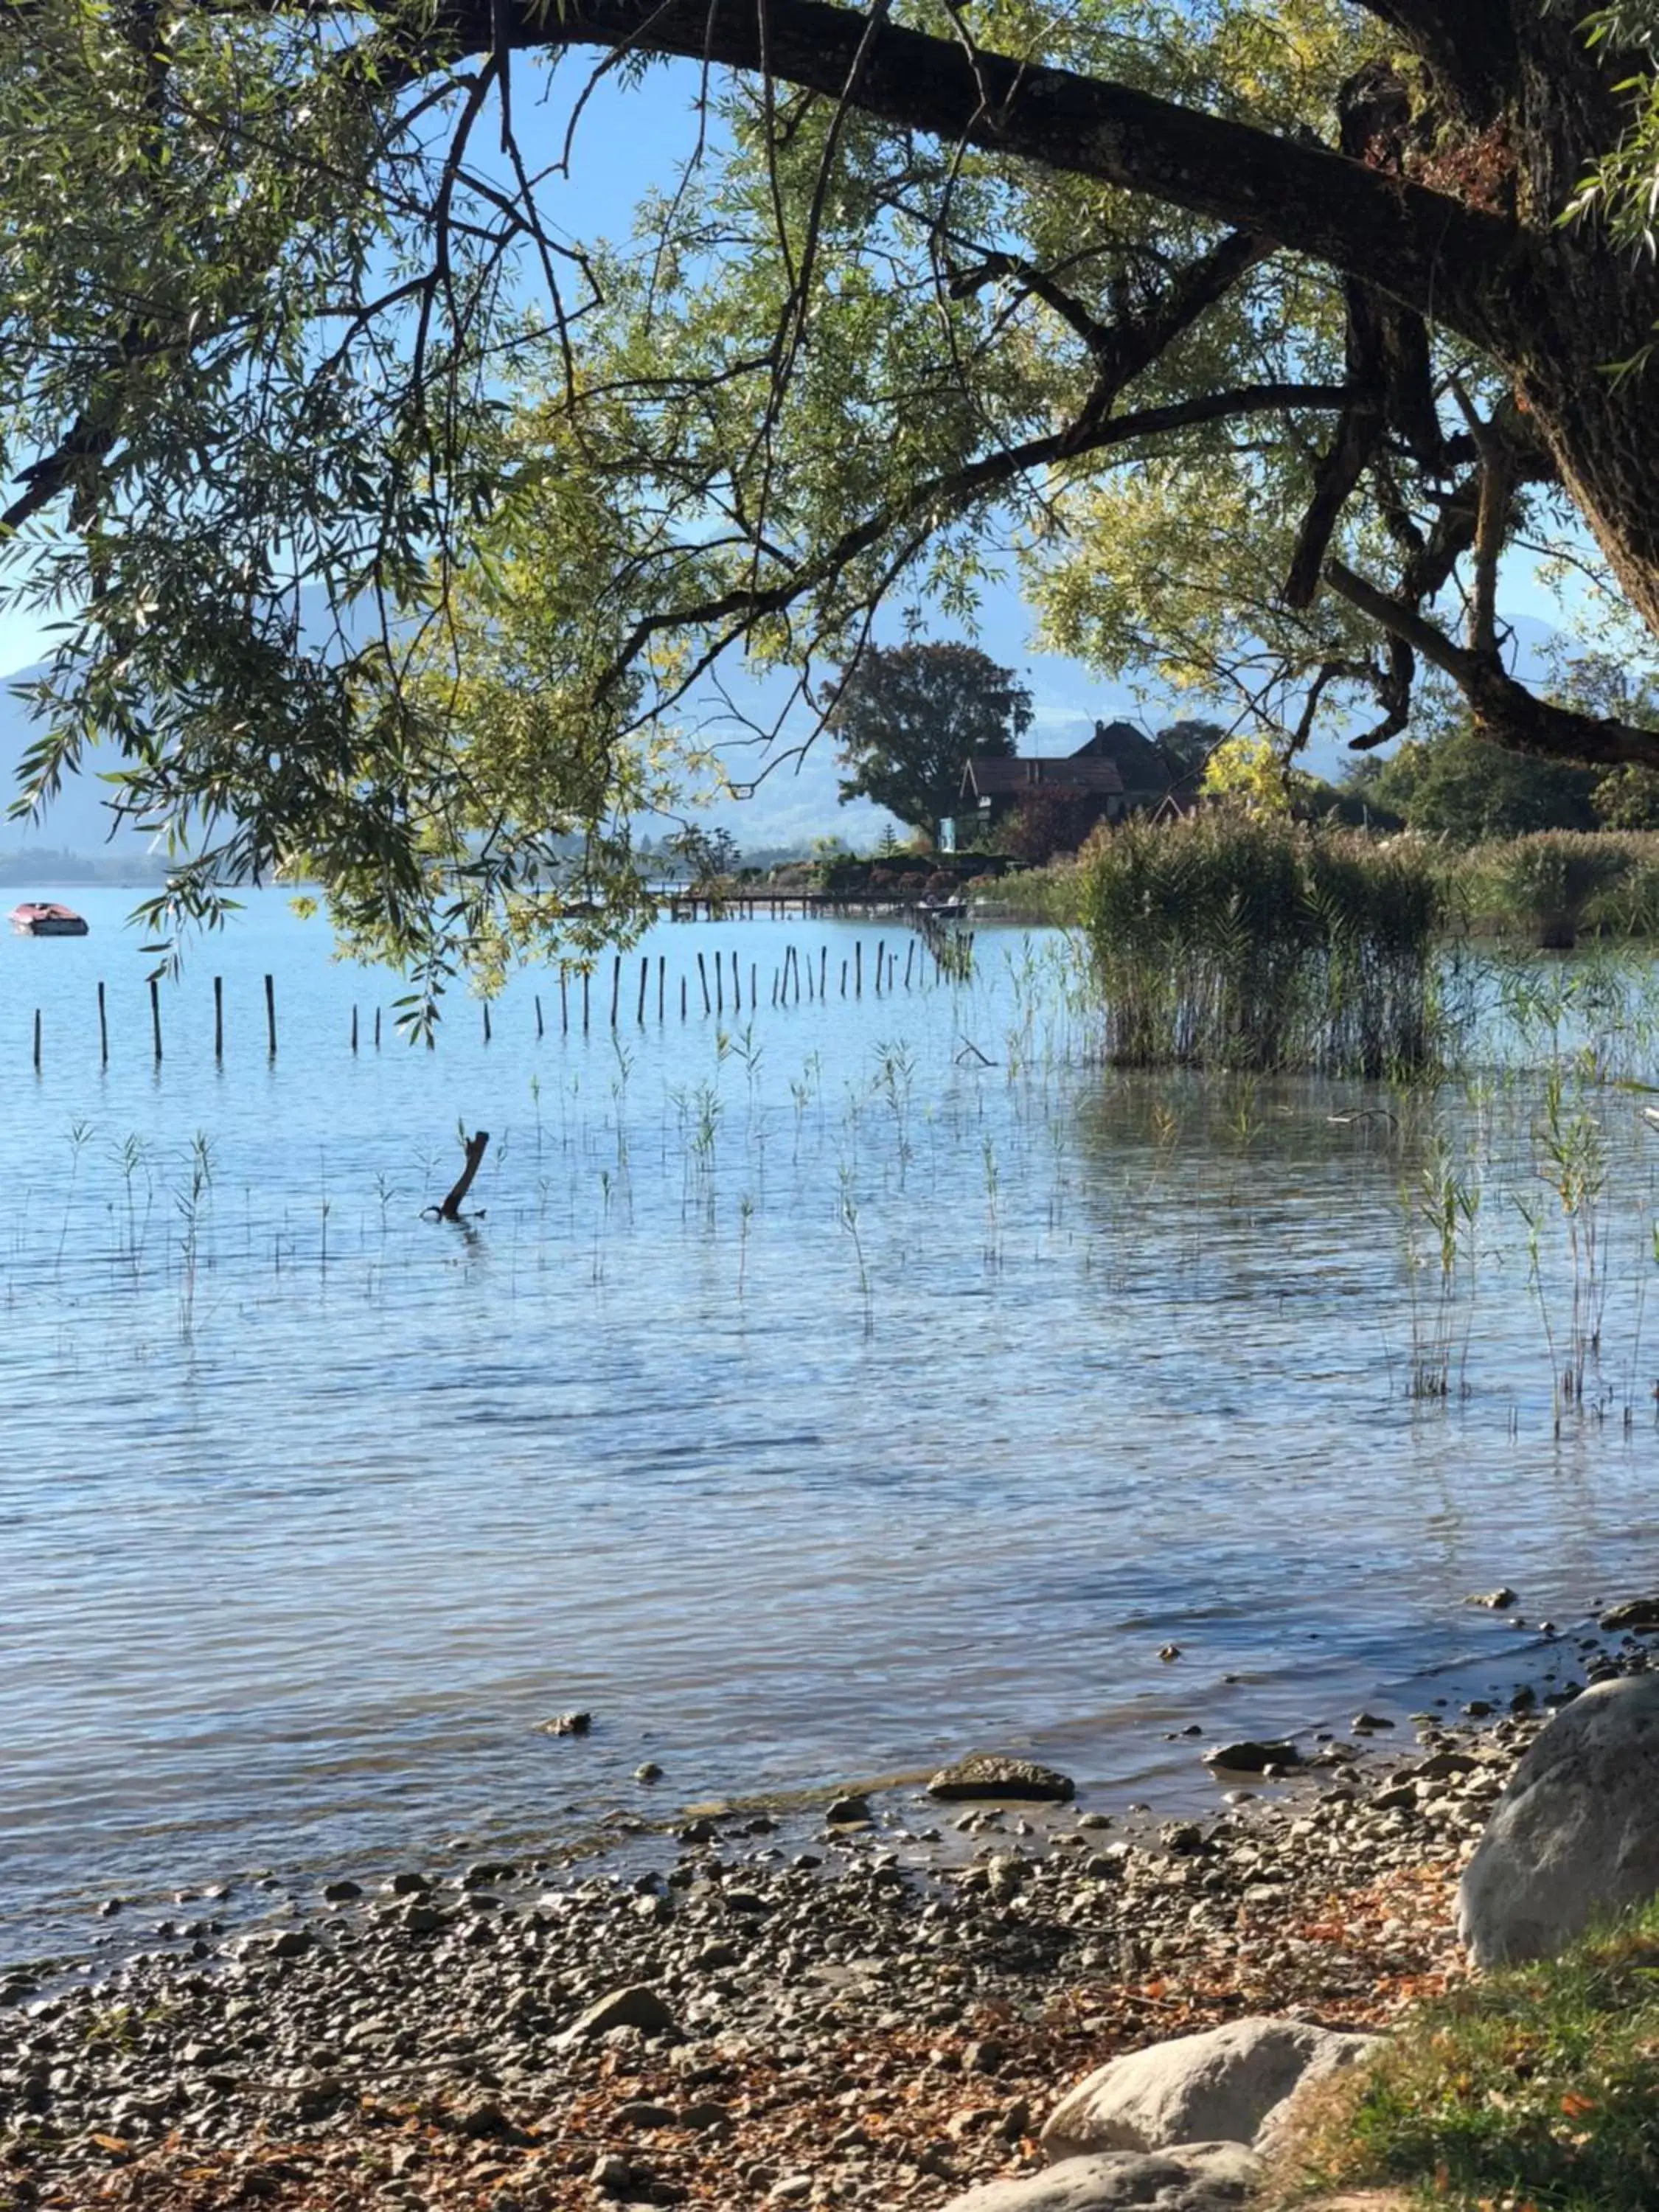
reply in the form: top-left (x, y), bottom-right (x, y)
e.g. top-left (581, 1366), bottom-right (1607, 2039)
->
top-left (664, 889), bottom-right (969, 923)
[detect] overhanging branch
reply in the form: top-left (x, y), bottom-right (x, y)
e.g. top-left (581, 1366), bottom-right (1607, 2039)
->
top-left (1325, 559), bottom-right (1659, 768)
top-left (414, 0), bottom-right (1522, 344)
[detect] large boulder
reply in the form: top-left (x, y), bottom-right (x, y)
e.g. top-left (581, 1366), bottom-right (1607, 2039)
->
top-left (941, 2143), bottom-right (1259, 2212)
top-left (1041, 2018), bottom-right (1379, 2160)
top-left (1458, 1673), bottom-right (1659, 1966)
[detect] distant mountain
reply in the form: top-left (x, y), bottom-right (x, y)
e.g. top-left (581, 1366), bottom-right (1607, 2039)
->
top-left (0, 665), bottom-right (158, 862)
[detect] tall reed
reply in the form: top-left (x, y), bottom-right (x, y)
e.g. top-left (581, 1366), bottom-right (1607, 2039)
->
top-left (1074, 813), bottom-right (1447, 1075)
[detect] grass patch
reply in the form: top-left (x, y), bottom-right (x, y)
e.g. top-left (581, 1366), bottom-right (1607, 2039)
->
top-left (1270, 1899), bottom-right (1659, 2210)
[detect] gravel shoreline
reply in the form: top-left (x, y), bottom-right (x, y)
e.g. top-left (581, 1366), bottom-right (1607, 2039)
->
top-left (3, 1620), bottom-right (1649, 2212)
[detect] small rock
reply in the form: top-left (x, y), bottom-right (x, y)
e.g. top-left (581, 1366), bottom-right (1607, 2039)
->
top-left (322, 1879), bottom-right (362, 1902)
top-left (635, 1761), bottom-right (664, 1782)
top-left (613, 2100), bottom-right (678, 2129)
top-left (1468, 1587), bottom-right (1519, 1610)
top-left (556, 1983), bottom-right (677, 2048)
top-left (541, 1709), bottom-right (592, 1737)
top-left (1600, 1597), bottom-right (1659, 1632)
top-left (1159, 1645), bottom-right (1182, 1663)
top-left (1202, 1739), bottom-right (1301, 1774)
top-left (939, 2143), bottom-right (1259, 2211)
top-left (591, 2152), bottom-right (633, 2195)
top-left (825, 1793), bottom-right (872, 1826)
top-left (1351, 1714), bottom-right (1394, 1733)
top-left (388, 1871), bottom-right (431, 1895)
top-left (768, 2180), bottom-right (813, 2205)
top-left (928, 1753), bottom-right (1075, 1803)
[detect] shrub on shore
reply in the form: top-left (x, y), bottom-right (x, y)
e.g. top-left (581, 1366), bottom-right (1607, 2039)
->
top-left (1070, 813), bottom-right (1447, 1076)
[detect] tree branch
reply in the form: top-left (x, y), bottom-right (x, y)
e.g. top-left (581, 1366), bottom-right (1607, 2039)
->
top-left (415, 0), bottom-right (1522, 343)
top-left (1325, 559), bottom-right (1659, 768)
top-left (599, 381), bottom-right (1349, 698)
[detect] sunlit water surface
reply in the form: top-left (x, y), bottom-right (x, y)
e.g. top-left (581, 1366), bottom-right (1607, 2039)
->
top-left (3, 890), bottom-right (1658, 1964)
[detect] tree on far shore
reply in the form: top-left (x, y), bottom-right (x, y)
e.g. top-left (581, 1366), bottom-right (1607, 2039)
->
top-left (832, 644), bottom-right (1033, 844)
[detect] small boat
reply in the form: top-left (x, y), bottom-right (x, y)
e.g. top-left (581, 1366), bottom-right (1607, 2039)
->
top-left (917, 896), bottom-right (967, 920)
top-left (9, 902), bottom-right (89, 937)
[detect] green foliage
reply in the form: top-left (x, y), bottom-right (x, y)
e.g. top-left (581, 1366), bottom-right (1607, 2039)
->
top-left (1155, 720), bottom-right (1229, 796)
top-left (1593, 765), bottom-right (1659, 828)
top-left (831, 641), bottom-right (1033, 838)
top-left (1200, 732), bottom-right (1304, 815)
top-left (1074, 812), bottom-right (1447, 1074)
top-left (1273, 1894), bottom-right (1659, 2211)
top-left (1363, 725), bottom-right (1601, 844)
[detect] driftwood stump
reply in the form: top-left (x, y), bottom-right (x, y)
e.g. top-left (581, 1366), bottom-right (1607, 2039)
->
top-left (437, 1130), bottom-right (490, 1221)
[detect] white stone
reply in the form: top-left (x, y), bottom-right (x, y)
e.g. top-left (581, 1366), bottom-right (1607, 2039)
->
top-left (1458, 1673), bottom-right (1659, 1966)
top-left (1040, 2017), bottom-right (1379, 2160)
top-left (940, 2143), bottom-right (1260, 2212)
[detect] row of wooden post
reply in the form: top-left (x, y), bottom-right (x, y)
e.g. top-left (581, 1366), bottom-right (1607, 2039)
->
top-left (29, 973), bottom-right (279, 1070)
top-left (26, 935), bottom-right (971, 1064)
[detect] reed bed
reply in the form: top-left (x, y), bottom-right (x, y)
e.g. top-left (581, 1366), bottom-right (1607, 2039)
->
top-left (1454, 830), bottom-right (1659, 947)
top-left (1072, 814), bottom-right (1447, 1077)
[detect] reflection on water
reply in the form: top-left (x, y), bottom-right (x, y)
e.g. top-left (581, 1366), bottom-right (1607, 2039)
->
top-left (2, 892), bottom-right (1658, 1962)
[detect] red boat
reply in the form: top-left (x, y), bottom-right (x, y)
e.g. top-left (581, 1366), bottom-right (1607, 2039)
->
top-left (9, 902), bottom-right (89, 937)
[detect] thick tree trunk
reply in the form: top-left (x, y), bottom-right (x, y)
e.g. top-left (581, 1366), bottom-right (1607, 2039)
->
top-left (1496, 15), bottom-right (1659, 649)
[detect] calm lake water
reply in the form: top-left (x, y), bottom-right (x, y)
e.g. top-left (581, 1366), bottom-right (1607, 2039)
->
top-left (3, 888), bottom-right (1658, 1965)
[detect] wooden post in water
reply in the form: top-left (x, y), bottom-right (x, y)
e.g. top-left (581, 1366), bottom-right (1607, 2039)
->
top-left (874, 938), bottom-right (884, 995)
top-left (714, 956), bottom-right (723, 1016)
top-left (560, 973), bottom-right (568, 1035)
top-left (214, 975), bottom-right (224, 1061)
top-left (351, 1005), bottom-right (359, 1054)
top-left (904, 939), bottom-right (915, 989)
top-left (264, 973), bottom-right (276, 1057)
top-left (582, 970), bottom-right (591, 1033)
top-left (751, 961), bottom-right (757, 1009)
top-left (855, 940), bottom-right (862, 996)
top-left (772, 970), bottom-right (779, 1006)
top-left (841, 958), bottom-right (848, 997)
top-left (32, 1008), bottom-right (41, 1071)
top-left (610, 956), bottom-right (622, 1026)
top-left (681, 975), bottom-right (688, 1020)
top-left (820, 946), bottom-right (827, 998)
top-left (483, 1001), bottom-right (492, 1045)
top-left (731, 950), bottom-right (741, 1013)
top-left (97, 980), bottom-right (108, 1065)
top-left (697, 950), bottom-right (711, 1014)
top-left (636, 956), bottom-right (648, 1024)
top-left (658, 955), bottom-right (666, 1022)
top-left (375, 1008), bottom-right (382, 1050)
top-left (535, 993), bottom-right (544, 1039)
top-left (150, 976), bottom-right (163, 1063)
top-left (437, 1130), bottom-right (490, 1221)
